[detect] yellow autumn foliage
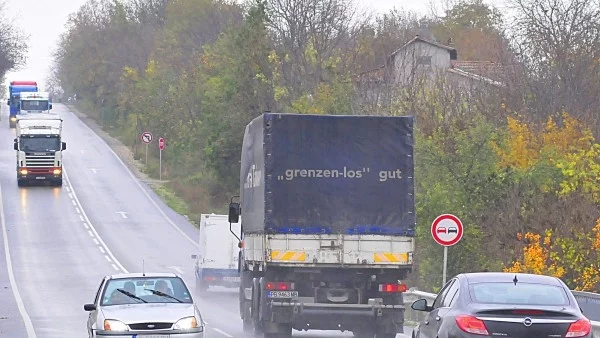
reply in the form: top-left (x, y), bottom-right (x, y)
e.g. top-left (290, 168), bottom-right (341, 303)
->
top-left (504, 231), bottom-right (565, 278)
top-left (492, 113), bottom-right (594, 170)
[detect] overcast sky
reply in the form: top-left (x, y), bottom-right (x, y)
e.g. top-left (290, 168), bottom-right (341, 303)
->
top-left (3, 0), bottom-right (506, 90)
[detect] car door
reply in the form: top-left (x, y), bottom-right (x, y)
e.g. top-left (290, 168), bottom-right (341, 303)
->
top-left (418, 279), bottom-right (456, 338)
top-left (432, 278), bottom-right (460, 335)
top-left (87, 278), bottom-right (106, 337)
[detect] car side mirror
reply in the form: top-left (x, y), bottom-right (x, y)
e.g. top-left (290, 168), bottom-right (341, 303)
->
top-left (228, 202), bottom-right (240, 223)
top-left (84, 304), bottom-right (96, 311)
top-left (191, 254), bottom-right (198, 260)
top-left (61, 142), bottom-right (67, 150)
top-left (6, 99), bottom-right (9, 105)
top-left (411, 299), bottom-right (431, 312)
top-left (13, 140), bottom-right (18, 151)
top-left (49, 103), bottom-right (53, 109)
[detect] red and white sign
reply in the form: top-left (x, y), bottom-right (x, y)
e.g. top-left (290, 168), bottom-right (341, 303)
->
top-left (431, 214), bottom-right (463, 247)
top-left (141, 131), bottom-right (153, 144)
top-left (158, 137), bottom-right (165, 150)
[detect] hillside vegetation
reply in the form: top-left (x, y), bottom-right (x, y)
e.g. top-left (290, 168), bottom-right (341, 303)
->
top-left (53, 0), bottom-right (600, 292)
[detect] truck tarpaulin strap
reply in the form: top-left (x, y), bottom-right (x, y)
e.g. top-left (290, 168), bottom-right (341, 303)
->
top-left (240, 113), bottom-right (416, 236)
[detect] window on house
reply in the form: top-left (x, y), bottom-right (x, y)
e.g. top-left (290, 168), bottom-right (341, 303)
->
top-left (417, 56), bottom-right (432, 66)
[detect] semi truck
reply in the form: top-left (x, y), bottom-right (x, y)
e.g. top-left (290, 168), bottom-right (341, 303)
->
top-left (7, 80), bottom-right (38, 128)
top-left (226, 113), bottom-right (416, 338)
top-left (14, 115), bottom-right (66, 187)
top-left (192, 213), bottom-right (242, 293)
top-left (18, 91), bottom-right (53, 117)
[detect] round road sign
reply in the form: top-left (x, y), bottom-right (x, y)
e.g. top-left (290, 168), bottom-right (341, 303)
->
top-left (158, 137), bottom-right (165, 150)
top-left (431, 214), bottom-right (463, 247)
top-left (141, 132), bottom-right (153, 144)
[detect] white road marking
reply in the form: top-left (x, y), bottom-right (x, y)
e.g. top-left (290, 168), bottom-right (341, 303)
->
top-left (79, 215), bottom-right (84, 221)
top-left (93, 238), bottom-right (99, 245)
top-left (64, 168), bottom-right (129, 273)
top-left (0, 183), bottom-right (37, 338)
top-left (212, 328), bottom-right (233, 337)
top-left (116, 211), bottom-right (128, 219)
top-left (104, 255), bottom-right (112, 263)
top-left (83, 223), bottom-right (89, 229)
top-left (99, 247), bottom-right (105, 254)
top-left (68, 193), bottom-right (73, 199)
top-left (88, 230), bottom-right (94, 237)
top-left (75, 207), bottom-right (81, 214)
top-left (72, 112), bottom-right (199, 247)
top-left (89, 168), bottom-right (98, 174)
top-left (111, 264), bottom-right (119, 271)
top-left (71, 199), bottom-right (76, 206)
top-left (65, 186), bottom-right (71, 192)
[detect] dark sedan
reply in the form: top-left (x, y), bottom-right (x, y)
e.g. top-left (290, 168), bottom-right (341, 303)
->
top-left (411, 272), bottom-right (594, 338)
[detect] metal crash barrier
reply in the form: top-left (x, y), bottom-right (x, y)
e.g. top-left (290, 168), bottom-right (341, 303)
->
top-left (403, 288), bottom-right (600, 335)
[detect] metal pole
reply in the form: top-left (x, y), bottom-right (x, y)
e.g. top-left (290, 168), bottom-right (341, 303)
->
top-left (145, 143), bottom-right (148, 166)
top-left (442, 246), bottom-right (448, 286)
top-left (159, 149), bottom-right (162, 181)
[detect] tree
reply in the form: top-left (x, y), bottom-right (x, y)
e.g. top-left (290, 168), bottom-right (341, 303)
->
top-left (0, 1), bottom-right (29, 78)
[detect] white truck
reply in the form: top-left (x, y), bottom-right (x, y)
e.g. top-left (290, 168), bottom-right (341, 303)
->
top-left (18, 91), bottom-right (53, 117)
top-left (14, 115), bottom-right (66, 187)
top-left (192, 213), bottom-right (242, 293)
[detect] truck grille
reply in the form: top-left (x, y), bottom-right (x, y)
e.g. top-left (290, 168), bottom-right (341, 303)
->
top-left (25, 154), bottom-right (55, 167)
top-left (128, 322), bottom-right (173, 330)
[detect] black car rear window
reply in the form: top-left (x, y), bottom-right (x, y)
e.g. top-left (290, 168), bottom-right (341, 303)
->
top-left (470, 282), bottom-right (569, 306)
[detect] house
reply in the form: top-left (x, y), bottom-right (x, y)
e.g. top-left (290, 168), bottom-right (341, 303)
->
top-left (355, 36), bottom-right (507, 108)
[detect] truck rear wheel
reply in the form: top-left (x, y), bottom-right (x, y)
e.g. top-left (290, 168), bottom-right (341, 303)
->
top-left (252, 278), bottom-right (263, 335)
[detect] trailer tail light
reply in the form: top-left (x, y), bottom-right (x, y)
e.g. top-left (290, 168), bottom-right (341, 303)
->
top-left (378, 283), bottom-right (407, 293)
top-left (266, 282), bottom-right (294, 290)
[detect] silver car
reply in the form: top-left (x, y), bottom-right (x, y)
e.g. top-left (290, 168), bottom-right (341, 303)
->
top-left (84, 272), bottom-right (204, 338)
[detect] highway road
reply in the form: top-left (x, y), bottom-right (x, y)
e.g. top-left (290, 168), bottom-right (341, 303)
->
top-left (0, 103), bottom-right (413, 338)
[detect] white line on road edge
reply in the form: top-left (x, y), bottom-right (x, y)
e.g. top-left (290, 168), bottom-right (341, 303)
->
top-left (71, 111), bottom-right (198, 248)
top-left (0, 183), bottom-right (37, 338)
top-left (64, 167), bottom-right (129, 273)
top-left (212, 328), bottom-right (233, 337)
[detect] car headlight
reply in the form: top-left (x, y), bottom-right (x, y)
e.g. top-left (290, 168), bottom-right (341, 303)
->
top-left (173, 316), bottom-right (198, 330)
top-left (103, 319), bottom-right (128, 331)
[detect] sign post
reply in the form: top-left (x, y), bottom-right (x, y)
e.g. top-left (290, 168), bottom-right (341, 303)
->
top-left (431, 214), bottom-right (464, 286)
top-left (158, 137), bottom-right (165, 181)
top-left (141, 132), bottom-right (153, 166)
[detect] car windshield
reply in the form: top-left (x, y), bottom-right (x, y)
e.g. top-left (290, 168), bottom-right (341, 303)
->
top-left (100, 277), bottom-right (192, 306)
top-left (470, 282), bottom-right (569, 306)
top-left (20, 137), bottom-right (60, 152)
top-left (21, 100), bottom-right (49, 110)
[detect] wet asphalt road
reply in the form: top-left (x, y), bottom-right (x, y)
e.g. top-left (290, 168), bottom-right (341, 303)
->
top-left (0, 103), bottom-right (413, 338)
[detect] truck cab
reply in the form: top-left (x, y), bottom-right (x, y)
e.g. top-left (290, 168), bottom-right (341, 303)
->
top-left (7, 81), bottom-right (38, 128)
top-left (19, 91), bottom-right (53, 116)
top-left (14, 116), bottom-right (66, 187)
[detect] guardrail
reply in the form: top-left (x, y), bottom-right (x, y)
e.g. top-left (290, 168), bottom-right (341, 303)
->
top-left (403, 288), bottom-right (600, 335)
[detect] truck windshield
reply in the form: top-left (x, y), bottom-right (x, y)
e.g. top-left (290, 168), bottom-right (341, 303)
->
top-left (21, 100), bottom-right (49, 110)
top-left (10, 95), bottom-right (19, 105)
top-left (20, 137), bottom-right (60, 152)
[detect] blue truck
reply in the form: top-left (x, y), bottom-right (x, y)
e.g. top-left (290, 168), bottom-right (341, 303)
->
top-left (226, 113), bottom-right (416, 338)
top-left (7, 81), bottom-right (38, 128)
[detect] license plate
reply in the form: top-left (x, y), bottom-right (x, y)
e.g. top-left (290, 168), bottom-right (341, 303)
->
top-left (268, 291), bottom-right (298, 298)
top-left (223, 277), bottom-right (240, 282)
top-left (134, 335), bottom-right (169, 338)
top-left (35, 177), bottom-right (45, 180)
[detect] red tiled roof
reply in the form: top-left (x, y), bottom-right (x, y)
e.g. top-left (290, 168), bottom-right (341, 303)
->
top-left (451, 61), bottom-right (505, 82)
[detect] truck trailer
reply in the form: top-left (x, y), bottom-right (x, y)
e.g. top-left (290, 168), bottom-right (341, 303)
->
top-left (227, 113), bottom-right (416, 338)
top-left (192, 213), bottom-right (242, 293)
top-left (14, 115), bottom-right (66, 186)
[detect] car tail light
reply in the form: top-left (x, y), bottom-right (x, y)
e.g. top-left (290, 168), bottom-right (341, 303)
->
top-left (378, 283), bottom-right (407, 293)
top-left (456, 315), bottom-right (489, 336)
top-left (565, 319), bottom-right (591, 337)
top-left (265, 282), bottom-right (294, 290)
